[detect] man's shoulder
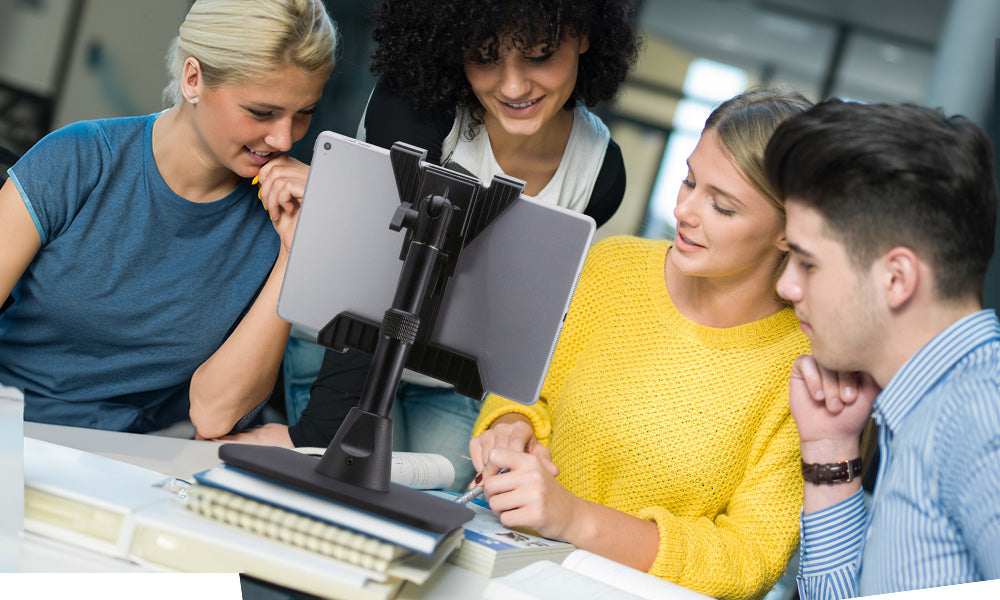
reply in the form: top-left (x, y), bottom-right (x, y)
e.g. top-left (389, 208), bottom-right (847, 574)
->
top-left (923, 338), bottom-right (1000, 441)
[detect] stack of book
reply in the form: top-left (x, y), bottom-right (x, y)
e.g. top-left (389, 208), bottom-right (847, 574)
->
top-left (23, 438), bottom-right (467, 600)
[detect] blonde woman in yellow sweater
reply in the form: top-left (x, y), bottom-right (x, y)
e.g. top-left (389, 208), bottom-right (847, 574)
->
top-left (469, 89), bottom-right (813, 600)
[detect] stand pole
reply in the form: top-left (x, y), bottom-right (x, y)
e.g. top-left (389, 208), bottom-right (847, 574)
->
top-left (315, 194), bottom-right (454, 491)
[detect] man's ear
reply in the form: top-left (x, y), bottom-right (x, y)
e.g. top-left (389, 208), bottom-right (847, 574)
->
top-left (881, 247), bottom-right (920, 310)
top-left (180, 57), bottom-right (204, 103)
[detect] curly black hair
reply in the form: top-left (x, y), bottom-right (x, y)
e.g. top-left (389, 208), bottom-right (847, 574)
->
top-left (370, 0), bottom-right (639, 120)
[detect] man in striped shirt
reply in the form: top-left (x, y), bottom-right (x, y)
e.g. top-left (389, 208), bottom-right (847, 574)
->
top-left (764, 99), bottom-right (1000, 598)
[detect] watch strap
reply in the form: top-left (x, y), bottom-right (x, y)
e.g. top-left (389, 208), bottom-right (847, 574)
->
top-left (801, 457), bottom-right (863, 484)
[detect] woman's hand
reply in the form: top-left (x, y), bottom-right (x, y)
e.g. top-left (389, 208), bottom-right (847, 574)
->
top-left (479, 447), bottom-right (588, 542)
top-left (479, 446), bottom-right (659, 572)
top-left (211, 422), bottom-right (294, 448)
top-left (255, 156), bottom-right (310, 252)
top-left (469, 413), bottom-right (558, 478)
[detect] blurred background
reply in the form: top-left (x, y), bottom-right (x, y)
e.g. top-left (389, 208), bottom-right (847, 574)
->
top-left (0, 0), bottom-right (997, 303)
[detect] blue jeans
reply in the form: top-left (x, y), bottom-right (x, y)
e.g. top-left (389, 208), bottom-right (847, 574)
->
top-left (391, 382), bottom-right (481, 492)
top-left (282, 336), bottom-right (326, 426)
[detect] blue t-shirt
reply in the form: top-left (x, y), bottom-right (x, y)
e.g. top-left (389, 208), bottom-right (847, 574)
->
top-left (1, 113), bottom-right (280, 432)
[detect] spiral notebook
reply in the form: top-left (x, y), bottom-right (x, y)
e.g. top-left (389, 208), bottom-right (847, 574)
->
top-left (186, 485), bottom-right (407, 571)
top-left (183, 485), bottom-right (461, 586)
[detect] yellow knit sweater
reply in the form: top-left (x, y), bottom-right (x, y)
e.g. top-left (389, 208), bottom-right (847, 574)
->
top-left (473, 236), bottom-right (810, 600)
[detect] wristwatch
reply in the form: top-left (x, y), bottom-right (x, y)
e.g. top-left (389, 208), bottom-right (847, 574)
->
top-left (801, 458), bottom-right (863, 484)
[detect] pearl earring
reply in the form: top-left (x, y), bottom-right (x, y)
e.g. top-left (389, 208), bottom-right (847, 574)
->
top-left (188, 96), bottom-right (199, 105)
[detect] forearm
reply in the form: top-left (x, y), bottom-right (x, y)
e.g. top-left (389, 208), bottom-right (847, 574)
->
top-left (473, 393), bottom-right (551, 441)
top-left (190, 252), bottom-right (291, 438)
top-left (566, 499), bottom-right (660, 572)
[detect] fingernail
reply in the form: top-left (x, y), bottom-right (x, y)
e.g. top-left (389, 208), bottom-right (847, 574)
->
top-left (251, 175), bottom-right (259, 185)
top-left (813, 390), bottom-right (825, 400)
top-left (473, 473), bottom-right (483, 485)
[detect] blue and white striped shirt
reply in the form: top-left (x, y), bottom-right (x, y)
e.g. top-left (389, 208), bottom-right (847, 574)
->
top-left (797, 309), bottom-right (1000, 599)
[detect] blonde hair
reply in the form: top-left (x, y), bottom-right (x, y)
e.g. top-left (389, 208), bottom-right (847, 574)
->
top-left (162, 0), bottom-right (338, 106)
top-left (703, 88), bottom-right (813, 298)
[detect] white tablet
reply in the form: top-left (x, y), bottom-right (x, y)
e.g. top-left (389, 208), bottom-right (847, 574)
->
top-left (277, 131), bottom-right (594, 405)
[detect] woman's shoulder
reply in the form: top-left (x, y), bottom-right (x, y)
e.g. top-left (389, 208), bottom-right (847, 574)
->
top-left (583, 236), bottom-right (665, 280)
top-left (35, 114), bottom-right (154, 155)
top-left (568, 106), bottom-right (611, 155)
top-left (573, 105), bottom-right (610, 136)
top-left (591, 235), bottom-right (663, 256)
top-left (363, 80), bottom-right (455, 164)
top-left (756, 307), bottom-right (811, 354)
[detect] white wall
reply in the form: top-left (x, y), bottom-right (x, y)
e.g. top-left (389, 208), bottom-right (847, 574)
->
top-left (53, 1), bottom-right (192, 126)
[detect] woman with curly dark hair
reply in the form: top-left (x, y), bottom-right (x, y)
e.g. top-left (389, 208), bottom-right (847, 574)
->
top-left (351, 0), bottom-right (640, 488)
top-left (227, 0), bottom-right (640, 493)
top-left (360, 0), bottom-right (638, 228)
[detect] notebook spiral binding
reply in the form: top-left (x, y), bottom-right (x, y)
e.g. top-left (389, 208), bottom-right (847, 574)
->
top-left (185, 485), bottom-right (408, 572)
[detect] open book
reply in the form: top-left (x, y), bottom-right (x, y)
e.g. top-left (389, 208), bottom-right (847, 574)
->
top-left (294, 447), bottom-right (455, 490)
top-left (426, 489), bottom-right (576, 576)
top-left (484, 549), bottom-right (715, 600)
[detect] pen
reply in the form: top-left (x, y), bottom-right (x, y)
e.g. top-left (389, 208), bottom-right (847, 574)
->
top-left (454, 467), bottom-right (509, 504)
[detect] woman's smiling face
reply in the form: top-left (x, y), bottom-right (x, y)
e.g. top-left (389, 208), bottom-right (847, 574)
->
top-left (192, 65), bottom-right (325, 179)
top-left (463, 31), bottom-right (588, 140)
top-left (670, 129), bottom-right (787, 283)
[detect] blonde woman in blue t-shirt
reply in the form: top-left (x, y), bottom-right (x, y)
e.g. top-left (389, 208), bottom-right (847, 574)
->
top-left (0, 0), bottom-right (336, 437)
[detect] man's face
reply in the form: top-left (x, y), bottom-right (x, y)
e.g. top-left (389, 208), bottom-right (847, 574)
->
top-left (777, 202), bottom-right (883, 371)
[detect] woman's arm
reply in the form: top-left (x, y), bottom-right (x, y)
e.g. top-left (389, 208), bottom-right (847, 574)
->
top-left (0, 179), bottom-right (41, 302)
top-left (480, 447), bottom-right (659, 571)
top-left (642, 414), bottom-right (804, 599)
top-left (483, 411), bottom-right (805, 599)
top-left (288, 348), bottom-right (371, 447)
top-left (188, 155), bottom-right (307, 439)
top-left (584, 140), bottom-right (626, 228)
top-left (189, 249), bottom-right (291, 438)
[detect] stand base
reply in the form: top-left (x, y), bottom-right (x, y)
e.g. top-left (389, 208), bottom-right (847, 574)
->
top-left (218, 444), bottom-right (473, 534)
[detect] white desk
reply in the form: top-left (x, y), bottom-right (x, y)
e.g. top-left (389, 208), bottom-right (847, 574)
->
top-left (24, 421), bottom-right (221, 480)
top-left (18, 423), bottom-right (489, 599)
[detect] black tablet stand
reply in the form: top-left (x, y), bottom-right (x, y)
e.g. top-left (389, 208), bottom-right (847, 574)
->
top-left (219, 142), bottom-right (524, 534)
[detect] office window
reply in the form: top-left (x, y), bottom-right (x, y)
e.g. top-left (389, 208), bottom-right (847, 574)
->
top-left (642, 59), bottom-right (747, 240)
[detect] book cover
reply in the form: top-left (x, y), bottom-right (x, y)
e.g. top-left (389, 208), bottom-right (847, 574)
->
top-left (426, 490), bottom-right (576, 577)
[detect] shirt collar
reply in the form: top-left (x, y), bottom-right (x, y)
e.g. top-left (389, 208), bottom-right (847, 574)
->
top-left (873, 309), bottom-right (999, 433)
